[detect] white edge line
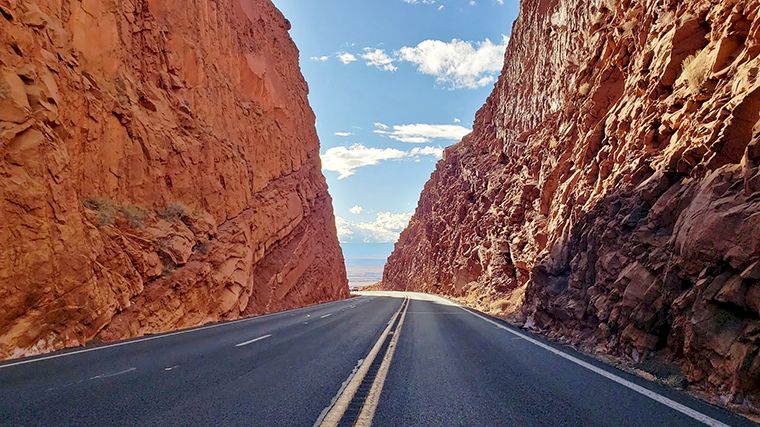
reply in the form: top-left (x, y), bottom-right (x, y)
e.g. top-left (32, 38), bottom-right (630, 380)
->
top-left (0, 297), bottom-right (367, 369)
top-left (458, 306), bottom-right (731, 427)
top-left (235, 334), bottom-right (273, 347)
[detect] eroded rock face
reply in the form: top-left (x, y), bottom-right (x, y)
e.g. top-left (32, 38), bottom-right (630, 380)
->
top-left (0, 0), bottom-right (348, 359)
top-left (383, 0), bottom-right (760, 410)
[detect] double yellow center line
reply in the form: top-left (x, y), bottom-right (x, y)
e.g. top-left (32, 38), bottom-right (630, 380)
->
top-left (317, 297), bottom-right (409, 427)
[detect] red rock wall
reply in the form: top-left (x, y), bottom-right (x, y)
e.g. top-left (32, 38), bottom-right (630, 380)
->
top-left (0, 0), bottom-right (348, 359)
top-left (383, 0), bottom-right (760, 410)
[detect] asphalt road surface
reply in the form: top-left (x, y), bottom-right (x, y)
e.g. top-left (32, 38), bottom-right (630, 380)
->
top-left (0, 291), bottom-right (755, 426)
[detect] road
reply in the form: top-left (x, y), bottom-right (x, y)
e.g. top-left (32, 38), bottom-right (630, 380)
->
top-left (0, 291), bottom-right (754, 426)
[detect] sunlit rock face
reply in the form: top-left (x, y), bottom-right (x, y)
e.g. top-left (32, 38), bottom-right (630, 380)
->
top-left (0, 0), bottom-right (348, 358)
top-left (383, 0), bottom-right (760, 409)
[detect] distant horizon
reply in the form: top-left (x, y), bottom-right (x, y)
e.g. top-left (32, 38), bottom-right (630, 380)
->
top-left (340, 242), bottom-right (393, 286)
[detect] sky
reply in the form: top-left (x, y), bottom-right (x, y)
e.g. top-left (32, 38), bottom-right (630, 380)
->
top-left (272, 0), bottom-right (520, 258)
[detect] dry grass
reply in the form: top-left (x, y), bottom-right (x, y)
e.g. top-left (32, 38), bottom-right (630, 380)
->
top-left (578, 82), bottom-right (591, 97)
top-left (681, 51), bottom-right (711, 94)
top-left (119, 204), bottom-right (146, 228)
top-left (83, 197), bottom-right (117, 226)
top-left (159, 202), bottom-right (188, 221)
top-left (161, 262), bottom-right (175, 277)
top-left (453, 286), bottom-right (525, 317)
top-left (621, 19), bottom-right (636, 34)
top-left (83, 197), bottom-right (147, 227)
top-left (193, 240), bottom-right (210, 255)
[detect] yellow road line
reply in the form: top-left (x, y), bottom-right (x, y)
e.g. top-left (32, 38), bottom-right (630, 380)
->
top-left (355, 297), bottom-right (409, 426)
top-left (317, 298), bottom-right (407, 427)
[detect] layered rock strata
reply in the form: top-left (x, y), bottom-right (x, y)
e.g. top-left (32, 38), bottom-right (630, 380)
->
top-left (0, 0), bottom-right (348, 358)
top-left (383, 0), bottom-right (760, 410)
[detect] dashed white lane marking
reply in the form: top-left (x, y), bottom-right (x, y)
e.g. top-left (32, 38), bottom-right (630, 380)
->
top-left (89, 367), bottom-right (136, 380)
top-left (0, 297), bottom-right (368, 369)
top-left (460, 307), bottom-right (730, 427)
top-left (234, 334), bottom-right (272, 347)
top-left (320, 313), bottom-right (333, 319)
top-left (164, 365), bottom-right (180, 371)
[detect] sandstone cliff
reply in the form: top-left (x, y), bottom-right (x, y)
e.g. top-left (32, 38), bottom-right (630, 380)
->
top-left (383, 0), bottom-right (760, 411)
top-left (0, 0), bottom-right (348, 359)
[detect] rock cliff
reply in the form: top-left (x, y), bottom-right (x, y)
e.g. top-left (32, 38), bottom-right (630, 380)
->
top-left (383, 0), bottom-right (760, 411)
top-left (0, 0), bottom-right (348, 359)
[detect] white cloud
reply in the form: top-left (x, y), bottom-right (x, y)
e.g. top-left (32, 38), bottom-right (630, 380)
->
top-left (335, 131), bottom-right (353, 137)
top-left (339, 212), bottom-right (413, 243)
top-left (453, 118), bottom-right (461, 123)
top-left (335, 216), bottom-right (354, 240)
top-left (397, 36), bottom-right (508, 89)
top-left (349, 205), bottom-right (364, 214)
top-left (374, 122), bottom-right (390, 130)
top-left (310, 56), bottom-right (329, 62)
top-left (337, 52), bottom-right (358, 64)
top-left (373, 123), bottom-right (471, 143)
top-left (321, 143), bottom-right (444, 179)
top-left (321, 144), bottom-right (407, 179)
top-left (361, 48), bottom-right (398, 72)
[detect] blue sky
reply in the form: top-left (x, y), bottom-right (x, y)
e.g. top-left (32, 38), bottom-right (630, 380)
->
top-left (272, 0), bottom-right (519, 258)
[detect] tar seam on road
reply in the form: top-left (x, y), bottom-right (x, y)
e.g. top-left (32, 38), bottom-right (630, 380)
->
top-left (458, 306), bottom-right (731, 427)
top-left (235, 334), bottom-right (272, 347)
top-left (355, 296), bottom-right (408, 426)
top-left (0, 297), bottom-right (362, 370)
top-left (338, 299), bottom-right (407, 427)
top-left (316, 298), bottom-right (409, 427)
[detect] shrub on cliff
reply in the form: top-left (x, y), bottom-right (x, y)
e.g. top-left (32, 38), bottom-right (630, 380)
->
top-left (159, 202), bottom-right (189, 221)
top-left (83, 197), bottom-right (117, 226)
top-left (681, 51), bottom-right (711, 94)
top-left (83, 198), bottom-right (147, 228)
top-left (119, 204), bottom-right (147, 228)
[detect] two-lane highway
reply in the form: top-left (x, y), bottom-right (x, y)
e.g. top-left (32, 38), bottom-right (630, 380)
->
top-left (0, 292), bottom-right (755, 426)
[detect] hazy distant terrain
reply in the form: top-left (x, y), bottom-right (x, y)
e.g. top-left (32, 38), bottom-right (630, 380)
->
top-left (341, 243), bottom-right (394, 287)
